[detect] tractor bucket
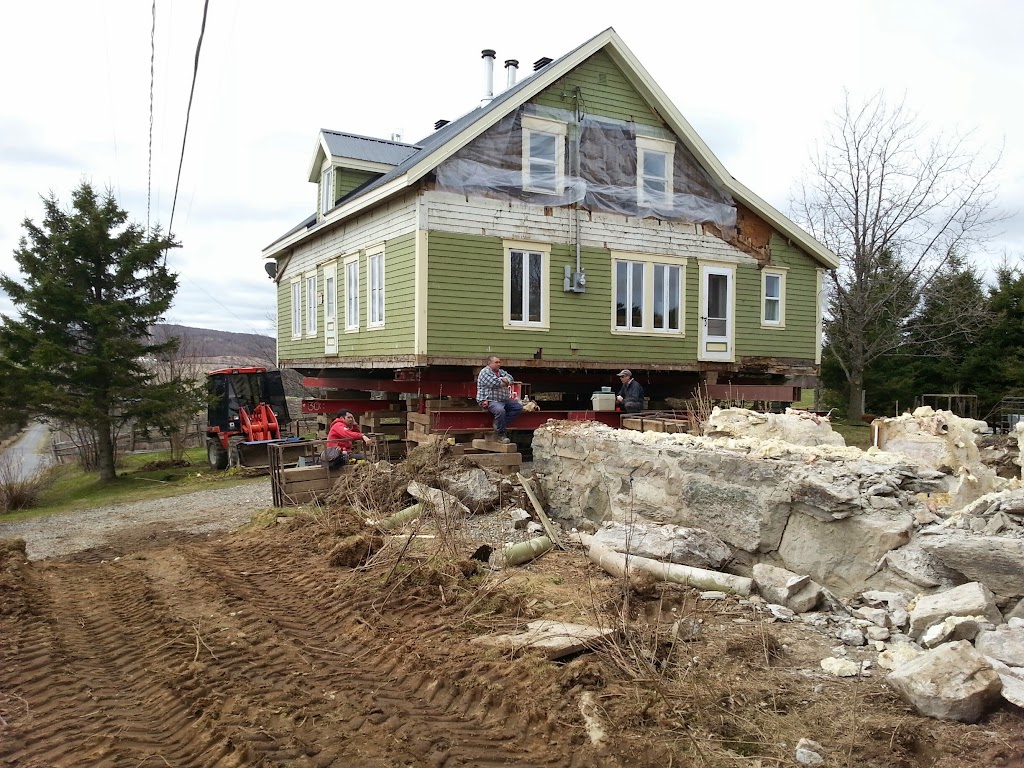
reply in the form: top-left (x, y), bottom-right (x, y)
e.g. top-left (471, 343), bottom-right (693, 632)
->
top-left (234, 439), bottom-right (313, 469)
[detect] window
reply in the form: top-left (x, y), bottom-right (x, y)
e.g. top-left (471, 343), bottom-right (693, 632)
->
top-left (611, 252), bottom-right (686, 335)
top-left (761, 267), bottom-right (787, 328)
top-left (653, 264), bottom-right (682, 332)
top-left (636, 135), bottom-right (675, 207)
top-left (615, 261), bottom-right (644, 330)
top-left (291, 279), bottom-right (302, 339)
top-left (503, 240), bottom-right (550, 330)
top-left (325, 272), bottom-right (335, 320)
top-left (305, 273), bottom-right (317, 335)
top-left (320, 166), bottom-right (334, 215)
top-left (367, 249), bottom-right (385, 327)
top-left (522, 115), bottom-right (567, 195)
top-left (345, 256), bottom-right (359, 331)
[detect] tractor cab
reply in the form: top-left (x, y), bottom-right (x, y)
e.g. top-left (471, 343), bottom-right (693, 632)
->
top-left (206, 367), bottom-right (296, 468)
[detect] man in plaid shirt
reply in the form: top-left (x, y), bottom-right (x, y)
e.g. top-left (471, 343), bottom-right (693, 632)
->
top-left (476, 355), bottom-right (523, 443)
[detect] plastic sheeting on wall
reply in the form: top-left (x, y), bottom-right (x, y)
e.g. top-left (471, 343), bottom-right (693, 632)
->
top-left (435, 105), bottom-right (737, 236)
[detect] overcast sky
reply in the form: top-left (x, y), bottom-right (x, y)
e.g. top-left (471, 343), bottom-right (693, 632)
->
top-left (1, 0), bottom-right (1022, 336)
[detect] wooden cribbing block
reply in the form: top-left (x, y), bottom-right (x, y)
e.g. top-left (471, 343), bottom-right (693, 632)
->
top-left (642, 419), bottom-right (665, 432)
top-left (621, 417), bottom-right (643, 431)
top-left (464, 452), bottom-right (522, 469)
top-left (471, 438), bottom-right (518, 453)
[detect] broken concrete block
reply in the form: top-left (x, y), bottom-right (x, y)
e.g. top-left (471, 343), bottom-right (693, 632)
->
top-left (877, 643), bottom-right (924, 671)
top-left (884, 543), bottom-right (963, 589)
top-left (778, 510), bottom-right (914, 596)
top-left (886, 641), bottom-right (1002, 723)
top-left (592, 521), bottom-right (731, 569)
top-left (920, 616), bottom-right (992, 649)
top-left (794, 738), bottom-right (826, 766)
top-left (753, 563), bottom-right (822, 613)
top-left (975, 626), bottom-right (1024, 667)
top-left (820, 657), bottom-right (860, 677)
top-left (918, 534), bottom-right (1024, 601)
top-left (909, 582), bottom-right (1003, 640)
top-left (441, 467), bottom-right (501, 512)
top-left (407, 481), bottom-right (471, 518)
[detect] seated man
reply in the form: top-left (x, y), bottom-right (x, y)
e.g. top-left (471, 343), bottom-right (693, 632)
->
top-left (476, 355), bottom-right (523, 443)
top-left (324, 409), bottom-right (375, 468)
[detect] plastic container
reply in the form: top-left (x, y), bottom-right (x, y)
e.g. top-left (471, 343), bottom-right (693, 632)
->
top-left (591, 392), bottom-right (616, 411)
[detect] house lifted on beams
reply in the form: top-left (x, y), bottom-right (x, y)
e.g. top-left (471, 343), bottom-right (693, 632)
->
top-left (263, 28), bottom-right (837, 422)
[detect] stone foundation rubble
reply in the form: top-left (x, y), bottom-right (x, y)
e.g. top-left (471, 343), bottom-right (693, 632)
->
top-left (530, 406), bottom-right (1024, 722)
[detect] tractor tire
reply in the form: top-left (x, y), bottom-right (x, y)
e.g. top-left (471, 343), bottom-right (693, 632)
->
top-left (207, 440), bottom-right (229, 470)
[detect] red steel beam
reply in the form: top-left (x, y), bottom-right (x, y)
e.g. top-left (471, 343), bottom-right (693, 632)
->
top-left (430, 410), bottom-right (621, 431)
top-left (300, 400), bottom-right (403, 415)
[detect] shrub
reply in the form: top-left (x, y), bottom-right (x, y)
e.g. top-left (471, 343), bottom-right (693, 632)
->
top-left (0, 453), bottom-right (55, 513)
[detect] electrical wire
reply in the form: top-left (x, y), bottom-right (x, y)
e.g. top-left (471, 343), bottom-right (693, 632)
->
top-left (168, 0), bottom-right (211, 238)
top-left (146, 0), bottom-right (156, 234)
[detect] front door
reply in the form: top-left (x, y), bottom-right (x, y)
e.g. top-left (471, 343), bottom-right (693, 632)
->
top-left (699, 264), bottom-right (734, 361)
top-left (323, 263), bottom-right (337, 355)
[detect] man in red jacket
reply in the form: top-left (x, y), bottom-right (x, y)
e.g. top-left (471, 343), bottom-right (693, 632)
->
top-left (325, 409), bottom-right (375, 466)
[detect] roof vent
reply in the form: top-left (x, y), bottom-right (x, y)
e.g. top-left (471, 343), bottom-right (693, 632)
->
top-left (504, 59), bottom-right (519, 89)
top-left (434, 119), bottom-right (450, 130)
top-left (533, 56), bottom-right (553, 72)
top-left (481, 49), bottom-right (496, 106)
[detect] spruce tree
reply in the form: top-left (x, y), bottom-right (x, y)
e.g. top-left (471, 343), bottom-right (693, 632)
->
top-left (0, 182), bottom-right (181, 480)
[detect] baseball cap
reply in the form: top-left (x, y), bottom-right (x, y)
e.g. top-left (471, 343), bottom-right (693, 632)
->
top-left (617, 369), bottom-right (631, 377)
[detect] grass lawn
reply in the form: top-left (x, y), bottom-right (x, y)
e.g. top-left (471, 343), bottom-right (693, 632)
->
top-left (1, 446), bottom-right (265, 523)
top-left (830, 421), bottom-right (875, 450)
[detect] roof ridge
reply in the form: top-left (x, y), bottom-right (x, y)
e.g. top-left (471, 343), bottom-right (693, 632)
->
top-left (320, 128), bottom-right (420, 149)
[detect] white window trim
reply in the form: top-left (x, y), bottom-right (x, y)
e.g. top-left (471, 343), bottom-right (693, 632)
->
top-left (344, 254), bottom-right (360, 333)
top-left (503, 239), bottom-right (550, 331)
top-left (760, 266), bottom-right (788, 329)
top-left (366, 245), bottom-right (385, 329)
top-left (521, 115), bottom-right (567, 195)
top-left (320, 163), bottom-right (334, 216)
top-left (290, 278), bottom-right (302, 340)
top-left (610, 251), bottom-right (687, 337)
top-left (636, 135), bottom-right (675, 207)
top-left (304, 270), bottom-right (318, 337)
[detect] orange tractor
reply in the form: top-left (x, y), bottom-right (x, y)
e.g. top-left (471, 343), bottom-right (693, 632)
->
top-left (205, 366), bottom-right (304, 469)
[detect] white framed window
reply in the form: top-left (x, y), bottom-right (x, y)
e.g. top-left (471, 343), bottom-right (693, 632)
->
top-left (320, 165), bottom-right (334, 215)
top-left (761, 267), bottom-right (788, 328)
top-left (636, 135), bottom-right (675, 207)
top-left (304, 272), bottom-right (317, 336)
top-left (521, 115), bottom-right (567, 195)
top-left (611, 251), bottom-right (687, 336)
top-left (367, 247), bottom-right (385, 328)
top-left (503, 239), bottom-right (550, 330)
top-left (344, 254), bottom-right (359, 332)
top-left (290, 278), bottom-right (302, 339)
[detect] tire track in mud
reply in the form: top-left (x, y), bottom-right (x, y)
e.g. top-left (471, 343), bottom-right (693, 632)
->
top-left (177, 535), bottom-right (573, 767)
top-left (1, 532), bottom-right (585, 768)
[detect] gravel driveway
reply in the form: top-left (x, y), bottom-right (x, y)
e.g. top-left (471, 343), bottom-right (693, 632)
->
top-left (0, 480), bottom-right (273, 561)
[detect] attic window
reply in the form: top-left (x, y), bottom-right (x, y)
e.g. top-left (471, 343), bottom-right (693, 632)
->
top-left (320, 166), bottom-right (334, 215)
top-left (636, 135), bottom-right (675, 207)
top-left (522, 115), bottom-right (566, 195)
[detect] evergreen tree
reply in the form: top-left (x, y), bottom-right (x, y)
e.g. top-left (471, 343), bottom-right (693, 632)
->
top-left (0, 183), bottom-right (182, 480)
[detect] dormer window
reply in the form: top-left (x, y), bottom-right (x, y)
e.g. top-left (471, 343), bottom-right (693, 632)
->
top-left (636, 135), bottom-right (675, 207)
top-left (320, 166), bottom-right (334, 215)
top-left (522, 115), bottom-right (567, 195)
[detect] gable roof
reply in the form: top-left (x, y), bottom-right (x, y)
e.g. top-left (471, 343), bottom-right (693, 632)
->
top-left (306, 130), bottom-right (419, 181)
top-left (269, 28), bottom-right (838, 270)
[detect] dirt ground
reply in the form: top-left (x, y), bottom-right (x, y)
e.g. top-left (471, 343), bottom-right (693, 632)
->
top-left (2, 498), bottom-right (1024, 767)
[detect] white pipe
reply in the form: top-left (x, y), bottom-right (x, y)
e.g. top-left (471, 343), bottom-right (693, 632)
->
top-left (481, 49), bottom-right (495, 105)
top-left (505, 59), bottom-right (518, 89)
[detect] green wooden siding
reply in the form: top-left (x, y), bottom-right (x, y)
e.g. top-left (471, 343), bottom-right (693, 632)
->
top-left (277, 232), bottom-right (416, 360)
top-left (532, 50), bottom-right (666, 128)
top-left (427, 232), bottom-right (819, 364)
top-left (733, 235), bottom-right (820, 359)
top-left (335, 168), bottom-right (378, 199)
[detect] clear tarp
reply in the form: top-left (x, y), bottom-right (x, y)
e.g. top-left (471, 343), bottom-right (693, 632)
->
top-left (435, 105), bottom-right (736, 235)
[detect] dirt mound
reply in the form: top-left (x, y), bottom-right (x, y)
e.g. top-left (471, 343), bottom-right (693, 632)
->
top-left (0, 537), bottom-right (28, 618)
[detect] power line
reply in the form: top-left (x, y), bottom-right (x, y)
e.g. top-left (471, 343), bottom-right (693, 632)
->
top-left (168, 0), bottom-right (210, 237)
top-left (146, 0), bottom-right (156, 234)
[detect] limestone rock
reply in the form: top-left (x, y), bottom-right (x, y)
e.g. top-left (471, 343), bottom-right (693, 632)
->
top-left (839, 627), bottom-right (866, 646)
top-left (853, 606), bottom-right (889, 627)
top-left (920, 616), bottom-right (991, 649)
top-left (918, 534), bottom-right (1024, 601)
top-left (704, 407), bottom-right (845, 448)
top-left (820, 657), bottom-right (860, 677)
top-left (877, 643), bottom-right (924, 671)
top-left (883, 543), bottom-right (963, 589)
top-left (998, 673), bottom-right (1024, 708)
top-left (866, 626), bottom-right (891, 642)
top-left (909, 582), bottom-right (1003, 640)
top-left (440, 468), bottom-right (501, 512)
top-left (886, 641), bottom-right (1002, 722)
top-left (795, 738), bottom-right (826, 766)
top-left (407, 482), bottom-right (471, 518)
top-left (975, 626), bottom-right (1024, 667)
top-left (1006, 600), bottom-right (1024, 623)
top-left (753, 563), bottom-right (822, 613)
top-left (593, 521), bottom-right (731, 569)
top-left (510, 508), bottom-right (532, 529)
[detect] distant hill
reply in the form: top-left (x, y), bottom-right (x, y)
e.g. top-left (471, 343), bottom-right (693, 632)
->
top-left (151, 324), bottom-right (277, 369)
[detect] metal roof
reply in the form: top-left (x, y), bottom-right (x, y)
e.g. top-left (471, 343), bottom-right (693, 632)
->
top-left (321, 130), bottom-right (419, 166)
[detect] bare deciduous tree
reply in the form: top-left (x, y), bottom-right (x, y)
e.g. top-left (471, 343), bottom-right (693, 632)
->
top-left (792, 92), bottom-right (1002, 420)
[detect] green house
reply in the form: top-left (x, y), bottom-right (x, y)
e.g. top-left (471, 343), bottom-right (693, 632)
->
top-left (264, 28), bottom-right (837, 404)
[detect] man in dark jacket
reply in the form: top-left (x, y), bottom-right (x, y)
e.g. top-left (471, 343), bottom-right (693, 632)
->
top-left (616, 369), bottom-right (644, 413)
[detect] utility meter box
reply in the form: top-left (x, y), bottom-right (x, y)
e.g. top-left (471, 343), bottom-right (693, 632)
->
top-left (591, 392), bottom-right (616, 411)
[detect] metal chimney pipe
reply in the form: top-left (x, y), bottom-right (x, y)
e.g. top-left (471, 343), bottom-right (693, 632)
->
top-left (481, 49), bottom-right (496, 105)
top-left (504, 59), bottom-right (519, 89)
